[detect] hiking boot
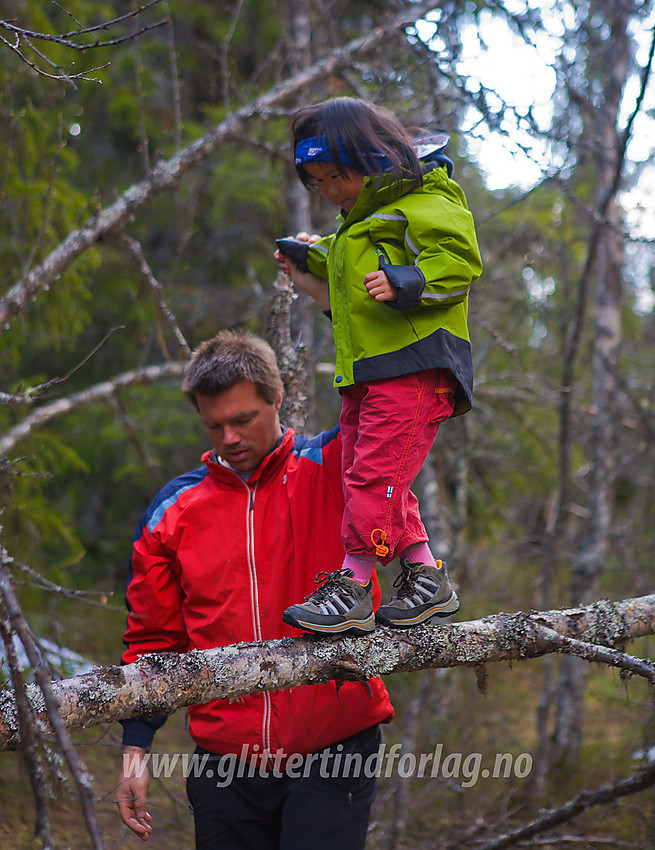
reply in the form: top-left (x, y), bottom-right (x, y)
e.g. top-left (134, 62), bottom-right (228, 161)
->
top-left (283, 569), bottom-right (375, 636)
top-left (375, 559), bottom-right (459, 628)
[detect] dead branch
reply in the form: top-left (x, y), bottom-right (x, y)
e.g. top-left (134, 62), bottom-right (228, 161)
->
top-left (116, 232), bottom-right (191, 357)
top-left (0, 2), bottom-right (166, 82)
top-left (7, 557), bottom-right (115, 608)
top-left (268, 271), bottom-right (306, 431)
top-left (1, 325), bottom-right (127, 407)
top-left (0, 2), bottom-right (439, 329)
top-left (536, 624), bottom-right (655, 683)
top-left (0, 361), bottom-right (185, 457)
top-left (0, 1), bottom-right (163, 45)
top-left (0, 593), bottom-right (653, 752)
top-left (477, 759), bottom-right (655, 849)
top-left (0, 602), bottom-right (53, 846)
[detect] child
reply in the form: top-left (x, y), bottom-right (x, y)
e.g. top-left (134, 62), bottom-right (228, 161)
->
top-left (275, 97), bottom-right (482, 634)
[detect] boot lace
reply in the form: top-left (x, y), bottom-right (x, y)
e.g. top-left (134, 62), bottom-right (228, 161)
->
top-left (391, 561), bottom-right (421, 600)
top-left (304, 569), bottom-right (355, 602)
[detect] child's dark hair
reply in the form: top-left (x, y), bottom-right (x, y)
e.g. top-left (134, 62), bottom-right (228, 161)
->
top-left (292, 97), bottom-right (422, 191)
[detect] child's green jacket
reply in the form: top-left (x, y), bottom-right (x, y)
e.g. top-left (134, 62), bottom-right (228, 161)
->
top-left (305, 163), bottom-right (482, 416)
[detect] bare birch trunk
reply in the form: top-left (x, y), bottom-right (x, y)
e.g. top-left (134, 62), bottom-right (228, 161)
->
top-left (268, 272), bottom-right (307, 432)
top-left (413, 446), bottom-right (449, 556)
top-left (281, 0), bottom-right (317, 431)
top-left (552, 0), bottom-right (629, 763)
top-left (385, 670), bottom-right (437, 850)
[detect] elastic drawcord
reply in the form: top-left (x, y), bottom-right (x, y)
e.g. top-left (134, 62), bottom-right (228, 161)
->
top-left (370, 528), bottom-right (390, 558)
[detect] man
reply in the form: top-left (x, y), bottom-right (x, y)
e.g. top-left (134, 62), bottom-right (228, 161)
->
top-left (116, 330), bottom-right (396, 849)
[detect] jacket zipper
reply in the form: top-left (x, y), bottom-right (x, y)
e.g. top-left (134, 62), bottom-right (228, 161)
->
top-left (242, 479), bottom-right (273, 763)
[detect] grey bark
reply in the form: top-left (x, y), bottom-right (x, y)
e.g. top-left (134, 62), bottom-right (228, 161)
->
top-left (268, 272), bottom-right (307, 431)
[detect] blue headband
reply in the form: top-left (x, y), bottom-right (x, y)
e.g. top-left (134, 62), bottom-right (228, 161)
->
top-left (294, 135), bottom-right (391, 172)
top-left (295, 136), bottom-right (343, 165)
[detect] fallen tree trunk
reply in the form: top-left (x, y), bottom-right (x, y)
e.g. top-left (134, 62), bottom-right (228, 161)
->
top-left (0, 594), bottom-right (653, 751)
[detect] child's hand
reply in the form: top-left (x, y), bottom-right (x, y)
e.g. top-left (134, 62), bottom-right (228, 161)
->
top-left (364, 270), bottom-right (399, 302)
top-left (274, 250), bottom-right (293, 276)
top-left (296, 232), bottom-right (321, 243)
top-left (274, 232), bottom-right (329, 311)
top-left (274, 232), bottom-right (320, 275)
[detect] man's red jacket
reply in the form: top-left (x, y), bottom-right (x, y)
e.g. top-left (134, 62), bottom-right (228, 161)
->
top-left (121, 426), bottom-right (394, 759)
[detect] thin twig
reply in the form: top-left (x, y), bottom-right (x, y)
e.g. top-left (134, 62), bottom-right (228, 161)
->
top-left (220, 0), bottom-right (247, 115)
top-left (0, 2), bottom-right (165, 82)
top-left (0, 1), bottom-right (164, 45)
top-left (1, 326), bottom-right (126, 406)
top-left (6, 557), bottom-right (118, 609)
top-left (116, 232), bottom-right (191, 356)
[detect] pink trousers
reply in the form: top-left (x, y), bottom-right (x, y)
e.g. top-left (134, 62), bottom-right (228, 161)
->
top-left (339, 368), bottom-right (457, 560)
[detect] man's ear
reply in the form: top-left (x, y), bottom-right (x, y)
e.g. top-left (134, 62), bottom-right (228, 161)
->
top-left (274, 393), bottom-right (283, 414)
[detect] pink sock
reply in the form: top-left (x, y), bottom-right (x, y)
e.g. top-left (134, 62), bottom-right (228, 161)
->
top-left (342, 553), bottom-right (377, 585)
top-left (397, 541), bottom-right (437, 567)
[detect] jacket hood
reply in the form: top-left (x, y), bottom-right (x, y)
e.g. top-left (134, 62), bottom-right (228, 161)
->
top-left (339, 163), bottom-right (455, 227)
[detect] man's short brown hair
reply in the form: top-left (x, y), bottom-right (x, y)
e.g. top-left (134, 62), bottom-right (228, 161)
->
top-left (182, 330), bottom-right (284, 408)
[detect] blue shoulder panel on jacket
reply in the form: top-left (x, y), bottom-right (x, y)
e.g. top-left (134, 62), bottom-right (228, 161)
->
top-left (292, 424), bottom-right (340, 467)
top-left (135, 466), bottom-right (209, 538)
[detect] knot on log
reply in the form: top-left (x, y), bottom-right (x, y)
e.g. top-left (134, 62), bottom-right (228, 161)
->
top-left (584, 598), bottom-right (631, 648)
top-left (494, 612), bottom-right (548, 658)
top-left (330, 653), bottom-right (366, 684)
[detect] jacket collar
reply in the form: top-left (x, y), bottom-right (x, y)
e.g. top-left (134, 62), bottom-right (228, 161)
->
top-left (337, 162), bottom-right (444, 227)
top-left (202, 427), bottom-right (295, 487)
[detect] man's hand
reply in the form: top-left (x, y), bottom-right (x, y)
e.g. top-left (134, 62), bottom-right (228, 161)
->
top-left (364, 270), bottom-right (399, 302)
top-left (117, 745), bottom-right (153, 841)
top-left (274, 232), bottom-right (330, 311)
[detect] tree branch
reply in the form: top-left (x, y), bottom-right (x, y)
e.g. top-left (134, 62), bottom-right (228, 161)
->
top-left (0, 1), bottom-right (165, 55)
top-left (115, 232), bottom-right (191, 357)
top-left (0, 361), bottom-right (185, 458)
top-left (477, 759), bottom-right (655, 849)
top-left (0, 593), bottom-right (652, 752)
top-left (536, 624), bottom-right (655, 683)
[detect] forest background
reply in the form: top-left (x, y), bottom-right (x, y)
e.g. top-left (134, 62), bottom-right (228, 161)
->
top-left (1, 0), bottom-right (655, 847)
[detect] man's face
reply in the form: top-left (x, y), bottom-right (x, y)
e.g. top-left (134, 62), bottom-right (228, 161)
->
top-left (196, 380), bottom-right (283, 473)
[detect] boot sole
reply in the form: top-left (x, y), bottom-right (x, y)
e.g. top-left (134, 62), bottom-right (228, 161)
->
top-left (375, 593), bottom-right (460, 629)
top-left (283, 609), bottom-right (375, 636)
